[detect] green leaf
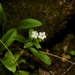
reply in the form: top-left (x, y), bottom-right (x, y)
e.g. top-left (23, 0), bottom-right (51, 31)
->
top-left (64, 50), bottom-right (70, 54)
top-left (37, 52), bottom-right (51, 65)
top-left (29, 48), bottom-right (51, 65)
top-left (15, 19), bottom-right (42, 29)
top-left (70, 51), bottom-right (75, 56)
top-left (0, 3), bottom-right (7, 26)
top-left (13, 34), bottom-right (26, 44)
top-left (0, 51), bottom-right (16, 73)
top-left (29, 64), bottom-right (34, 69)
top-left (29, 47), bottom-right (38, 57)
top-left (0, 29), bottom-right (17, 51)
top-left (14, 70), bottom-right (29, 75)
top-left (18, 59), bottom-right (27, 64)
top-left (24, 42), bottom-right (33, 48)
top-left (28, 29), bottom-right (34, 41)
top-left (14, 52), bottom-right (20, 62)
top-left (34, 42), bottom-right (41, 49)
top-left (64, 50), bottom-right (75, 56)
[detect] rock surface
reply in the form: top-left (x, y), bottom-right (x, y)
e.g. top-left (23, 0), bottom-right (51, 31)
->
top-left (1, 0), bottom-right (75, 47)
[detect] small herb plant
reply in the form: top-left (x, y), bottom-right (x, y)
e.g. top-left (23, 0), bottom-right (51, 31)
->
top-left (64, 49), bottom-right (75, 56)
top-left (0, 3), bottom-right (51, 75)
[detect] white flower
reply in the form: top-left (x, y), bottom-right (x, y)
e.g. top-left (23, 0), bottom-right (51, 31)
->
top-left (31, 31), bottom-right (38, 39)
top-left (38, 32), bottom-right (46, 40)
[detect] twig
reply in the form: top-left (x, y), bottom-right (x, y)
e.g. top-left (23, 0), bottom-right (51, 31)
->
top-left (67, 64), bottom-right (73, 72)
top-left (39, 51), bottom-right (75, 65)
top-left (14, 45), bottom-right (75, 65)
top-left (13, 44), bottom-right (75, 65)
top-left (61, 64), bottom-right (73, 75)
top-left (49, 71), bottom-right (55, 75)
top-left (0, 40), bottom-right (14, 57)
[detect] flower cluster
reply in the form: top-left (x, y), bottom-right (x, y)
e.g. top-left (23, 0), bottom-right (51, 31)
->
top-left (31, 30), bottom-right (46, 40)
